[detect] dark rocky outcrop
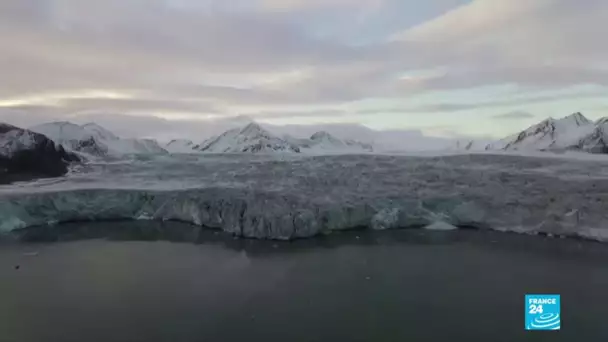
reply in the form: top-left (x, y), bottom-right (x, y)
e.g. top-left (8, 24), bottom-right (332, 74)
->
top-left (0, 123), bottom-right (80, 184)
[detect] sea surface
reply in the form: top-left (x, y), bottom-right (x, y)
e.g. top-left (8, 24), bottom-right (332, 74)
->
top-left (1, 221), bottom-right (608, 341)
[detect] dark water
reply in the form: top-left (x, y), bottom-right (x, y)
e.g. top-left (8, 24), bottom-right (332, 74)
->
top-left (2, 222), bottom-right (608, 342)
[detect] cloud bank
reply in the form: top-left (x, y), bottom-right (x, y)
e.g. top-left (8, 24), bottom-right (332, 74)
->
top-left (0, 0), bottom-right (607, 139)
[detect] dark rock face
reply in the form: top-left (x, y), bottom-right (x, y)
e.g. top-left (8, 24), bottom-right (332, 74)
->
top-left (505, 119), bottom-right (557, 150)
top-left (0, 123), bottom-right (80, 184)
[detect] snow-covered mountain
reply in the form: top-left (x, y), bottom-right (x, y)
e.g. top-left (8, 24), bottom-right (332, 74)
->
top-left (0, 123), bottom-right (80, 183)
top-left (194, 123), bottom-right (375, 154)
top-left (284, 131), bottom-right (373, 153)
top-left (30, 122), bottom-right (110, 156)
top-left (310, 131), bottom-right (373, 152)
top-left (196, 122), bottom-right (301, 153)
top-left (282, 134), bottom-right (312, 148)
top-left (80, 122), bottom-right (120, 141)
top-left (578, 125), bottom-right (608, 154)
top-left (165, 139), bottom-right (196, 153)
top-left (487, 113), bottom-right (606, 153)
top-left (30, 122), bottom-right (168, 157)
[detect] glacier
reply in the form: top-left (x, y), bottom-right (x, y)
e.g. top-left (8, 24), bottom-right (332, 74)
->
top-left (2, 153), bottom-right (608, 241)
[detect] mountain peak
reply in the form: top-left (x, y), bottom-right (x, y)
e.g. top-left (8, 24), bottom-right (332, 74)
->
top-left (197, 122), bottom-right (300, 153)
top-left (30, 120), bottom-right (167, 156)
top-left (560, 112), bottom-right (591, 126)
top-left (81, 122), bottom-right (108, 130)
top-left (239, 122), bottom-right (267, 135)
top-left (227, 115), bottom-right (255, 125)
top-left (81, 122), bottom-right (119, 140)
top-left (489, 112), bottom-right (598, 152)
top-left (47, 121), bottom-right (81, 128)
top-left (31, 121), bottom-right (91, 141)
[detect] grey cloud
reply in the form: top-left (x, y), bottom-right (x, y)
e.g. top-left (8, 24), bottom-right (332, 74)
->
top-left (385, 1), bottom-right (608, 94)
top-left (0, 0), bottom-right (404, 112)
top-left (0, 0), bottom-right (365, 71)
top-left (0, 108), bottom-right (224, 141)
top-left (492, 111), bottom-right (535, 120)
top-left (356, 89), bottom-right (608, 114)
top-left (394, 67), bottom-right (608, 95)
top-left (1, 0), bottom-right (608, 125)
top-left (56, 98), bottom-right (220, 114)
top-left (0, 106), bottom-right (66, 128)
top-left (247, 109), bottom-right (350, 119)
top-left (0, 0), bottom-right (375, 98)
top-left (68, 113), bottom-right (211, 141)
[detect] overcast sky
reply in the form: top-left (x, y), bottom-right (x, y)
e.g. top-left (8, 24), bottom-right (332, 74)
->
top-left (0, 0), bottom-right (607, 140)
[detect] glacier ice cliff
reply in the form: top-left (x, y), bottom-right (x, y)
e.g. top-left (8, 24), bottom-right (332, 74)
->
top-left (2, 154), bottom-right (608, 241)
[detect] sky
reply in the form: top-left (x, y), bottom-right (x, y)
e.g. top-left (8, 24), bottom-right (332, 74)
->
top-left (0, 0), bottom-right (607, 141)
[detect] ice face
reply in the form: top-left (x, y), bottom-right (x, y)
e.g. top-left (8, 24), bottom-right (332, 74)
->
top-left (2, 153), bottom-right (608, 241)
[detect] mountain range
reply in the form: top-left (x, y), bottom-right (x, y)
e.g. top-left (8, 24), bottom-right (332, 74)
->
top-left (484, 112), bottom-right (608, 153)
top-left (4, 112), bottom-right (608, 159)
top-left (5, 112), bottom-right (608, 185)
top-left (18, 121), bottom-right (375, 156)
top-left (194, 123), bottom-right (374, 154)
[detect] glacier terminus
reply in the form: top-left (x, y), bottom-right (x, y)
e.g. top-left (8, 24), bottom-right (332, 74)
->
top-left (2, 152), bottom-right (608, 241)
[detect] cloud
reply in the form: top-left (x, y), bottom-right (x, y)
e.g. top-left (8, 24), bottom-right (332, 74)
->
top-left (1, 0), bottom-right (608, 136)
top-left (355, 88), bottom-right (608, 114)
top-left (0, 0), bottom-right (362, 91)
top-left (395, 67), bottom-right (608, 94)
top-left (387, 0), bottom-right (608, 94)
top-left (259, 0), bottom-right (384, 11)
top-left (54, 97), bottom-right (220, 115)
top-left (393, 0), bottom-right (554, 42)
top-left (492, 111), bottom-right (535, 120)
top-left (0, 107), bottom-right (229, 141)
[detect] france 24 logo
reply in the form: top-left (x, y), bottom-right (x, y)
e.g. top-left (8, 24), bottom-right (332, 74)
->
top-left (525, 294), bottom-right (561, 331)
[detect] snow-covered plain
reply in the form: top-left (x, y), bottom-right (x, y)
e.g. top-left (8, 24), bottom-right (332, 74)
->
top-left (2, 152), bottom-right (608, 241)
